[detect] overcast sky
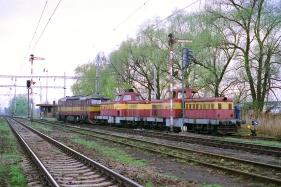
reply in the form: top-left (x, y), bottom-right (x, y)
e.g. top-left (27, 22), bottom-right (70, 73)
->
top-left (0, 0), bottom-right (202, 108)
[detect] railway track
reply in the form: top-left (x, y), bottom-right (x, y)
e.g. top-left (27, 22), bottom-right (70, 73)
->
top-left (45, 121), bottom-right (281, 157)
top-left (27, 119), bottom-right (281, 186)
top-left (7, 117), bottom-right (143, 187)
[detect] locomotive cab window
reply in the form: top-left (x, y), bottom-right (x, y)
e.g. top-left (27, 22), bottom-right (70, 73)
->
top-left (123, 95), bottom-right (132, 101)
top-left (114, 95), bottom-right (122, 101)
top-left (102, 99), bottom-right (110, 102)
top-left (136, 95), bottom-right (143, 100)
top-left (91, 99), bottom-right (101, 105)
top-left (164, 92), bottom-right (170, 99)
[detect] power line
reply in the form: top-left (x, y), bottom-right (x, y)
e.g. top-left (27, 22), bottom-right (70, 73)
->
top-left (113, 0), bottom-right (150, 31)
top-left (111, 0), bottom-right (200, 51)
top-left (17, 0), bottom-right (49, 75)
top-left (31, 0), bottom-right (62, 52)
top-left (0, 75), bottom-right (98, 79)
top-left (142, 0), bottom-right (200, 33)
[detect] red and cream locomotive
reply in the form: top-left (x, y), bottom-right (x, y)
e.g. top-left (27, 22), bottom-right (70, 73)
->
top-left (57, 88), bottom-right (241, 134)
top-left (57, 94), bottom-right (110, 123)
top-left (96, 88), bottom-right (240, 134)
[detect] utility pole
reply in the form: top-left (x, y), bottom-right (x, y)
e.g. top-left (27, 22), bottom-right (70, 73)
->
top-left (154, 66), bottom-right (157, 99)
top-left (43, 68), bottom-right (48, 103)
top-left (13, 78), bottom-right (17, 116)
top-left (168, 33), bottom-right (192, 132)
top-left (64, 72), bottom-right (66, 97)
top-left (95, 54), bottom-right (100, 94)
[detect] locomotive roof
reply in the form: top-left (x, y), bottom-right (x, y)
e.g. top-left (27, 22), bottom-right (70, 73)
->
top-left (59, 94), bottom-right (110, 101)
top-left (81, 94), bottom-right (110, 100)
top-left (116, 88), bottom-right (141, 95)
top-left (185, 97), bottom-right (233, 102)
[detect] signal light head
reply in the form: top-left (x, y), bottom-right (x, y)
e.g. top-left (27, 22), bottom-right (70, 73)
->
top-left (173, 71), bottom-right (178, 77)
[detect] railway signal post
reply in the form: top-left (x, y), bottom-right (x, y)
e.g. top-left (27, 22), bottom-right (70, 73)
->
top-left (168, 33), bottom-right (192, 132)
top-left (29, 54), bottom-right (45, 122)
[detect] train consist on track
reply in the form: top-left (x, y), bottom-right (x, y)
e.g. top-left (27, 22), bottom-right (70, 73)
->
top-left (57, 88), bottom-right (242, 135)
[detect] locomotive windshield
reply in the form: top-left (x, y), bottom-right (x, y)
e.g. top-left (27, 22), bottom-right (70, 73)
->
top-left (91, 99), bottom-right (101, 105)
top-left (114, 95), bottom-right (122, 101)
top-left (123, 95), bottom-right (132, 101)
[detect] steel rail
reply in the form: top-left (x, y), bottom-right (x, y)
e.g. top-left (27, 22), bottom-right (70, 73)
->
top-left (13, 118), bottom-right (143, 187)
top-left (36, 120), bottom-right (281, 186)
top-left (6, 118), bottom-right (59, 187)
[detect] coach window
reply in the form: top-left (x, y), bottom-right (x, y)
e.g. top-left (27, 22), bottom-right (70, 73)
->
top-left (123, 95), bottom-right (131, 101)
top-left (218, 103), bottom-right (222, 109)
top-left (228, 103), bottom-right (232, 109)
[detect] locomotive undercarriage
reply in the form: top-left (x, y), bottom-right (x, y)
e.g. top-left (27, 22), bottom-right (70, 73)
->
top-left (186, 121), bottom-right (239, 135)
top-left (58, 115), bottom-right (89, 124)
top-left (94, 116), bottom-right (168, 130)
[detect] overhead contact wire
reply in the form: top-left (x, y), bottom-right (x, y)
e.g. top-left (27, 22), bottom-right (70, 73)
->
top-left (31, 0), bottom-right (62, 52)
top-left (113, 0), bottom-right (150, 31)
top-left (112, 0), bottom-right (200, 50)
top-left (17, 0), bottom-right (49, 74)
top-left (145, 0), bottom-right (200, 30)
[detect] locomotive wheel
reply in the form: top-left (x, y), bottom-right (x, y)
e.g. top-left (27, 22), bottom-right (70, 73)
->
top-left (211, 126), bottom-right (218, 136)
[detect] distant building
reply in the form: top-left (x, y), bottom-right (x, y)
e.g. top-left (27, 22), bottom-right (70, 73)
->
top-left (36, 101), bottom-right (58, 118)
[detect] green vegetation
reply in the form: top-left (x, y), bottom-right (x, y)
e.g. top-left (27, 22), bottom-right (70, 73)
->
top-left (69, 137), bottom-right (147, 166)
top-left (7, 94), bottom-right (28, 116)
top-left (26, 122), bottom-right (54, 132)
top-left (145, 182), bottom-right (154, 187)
top-left (0, 118), bottom-right (28, 187)
top-left (202, 185), bottom-right (223, 187)
top-left (225, 137), bottom-right (281, 147)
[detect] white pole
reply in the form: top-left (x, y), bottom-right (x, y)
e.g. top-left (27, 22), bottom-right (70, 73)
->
top-left (40, 81), bottom-right (42, 103)
top-left (14, 78), bottom-right (17, 115)
top-left (64, 72), bottom-right (66, 97)
top-left (46, 69), bottom-right (48, 103)
top-left (30, 54), bottom-right (34, 122)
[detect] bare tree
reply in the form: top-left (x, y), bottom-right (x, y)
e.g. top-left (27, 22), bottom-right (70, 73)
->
top-left (208, 0), bottom-right (281, 111)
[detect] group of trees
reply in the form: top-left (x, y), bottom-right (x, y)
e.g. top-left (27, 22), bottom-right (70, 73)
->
top-left (71, 0), bottom-right (281, 113)
top-left (8, 94), bottom-right (29, 116)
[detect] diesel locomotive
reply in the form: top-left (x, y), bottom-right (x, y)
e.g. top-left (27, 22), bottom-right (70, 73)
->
top-left (57, 88), bottom-right (241, 135)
